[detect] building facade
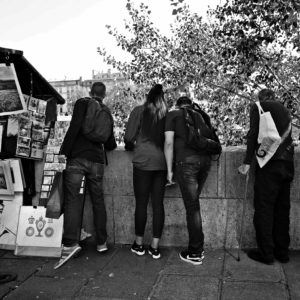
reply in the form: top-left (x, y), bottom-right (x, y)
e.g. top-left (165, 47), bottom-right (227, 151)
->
top-left (49, 70), bottom-right (128, 115)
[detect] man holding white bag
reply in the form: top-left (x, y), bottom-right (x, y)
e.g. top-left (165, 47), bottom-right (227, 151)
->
top-left (239, 89), bottom-right (294, 265)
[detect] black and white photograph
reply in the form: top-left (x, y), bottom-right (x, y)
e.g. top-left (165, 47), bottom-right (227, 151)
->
top-left (0, 123), bottom-right (3, 152)
top-left (0, 160), bottom-right (14, 195)
top-left (43, 176), bottom-right (52, 185)
top-left (18, 115), bottom-right (32, 131)
top-left (30, 141), bottom-right (44, 159)
top-left (0, 0), bottom-right (299, 298)
top-left (6, 158), bottom-right (24, 192)
top-left (31, 129), bottom-right (44, 142)
top-left (31, 112), bottom-right (45, 124)
top-left (6, 115), bottom-right (19, 137)
top-left (27, 96), bottom-right (39, 112)
top-left (15, 145), bottom-right (30, 157)
top-left (37, 100), bottom-right (47, 115)
top-left (17, 136), bottom-right (31, 148)
top-left (0, 63), bottom-right (26, 116)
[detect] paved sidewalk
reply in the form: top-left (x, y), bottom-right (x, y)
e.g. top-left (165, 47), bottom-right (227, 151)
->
top-left (0, 245), bottom-right (299, 299)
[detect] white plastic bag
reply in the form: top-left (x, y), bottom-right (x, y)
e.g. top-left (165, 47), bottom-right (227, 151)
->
top-left (255, 101), bottom-right (281, 168)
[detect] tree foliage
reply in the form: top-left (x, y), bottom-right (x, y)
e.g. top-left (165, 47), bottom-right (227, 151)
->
top-left (97, 0), bottom-right (300, 145)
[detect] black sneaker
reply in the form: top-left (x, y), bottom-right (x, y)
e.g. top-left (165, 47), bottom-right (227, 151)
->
top-left (148, 246), bottom-right (161, 259)
top-left (274, 252), bottom-right (289, 263)
top-left (179, 250), bottom-right (204, 265)
top-left (247, 250), bottom-right (274, 265)
top-left (131, 241), bottom-right (145, 256)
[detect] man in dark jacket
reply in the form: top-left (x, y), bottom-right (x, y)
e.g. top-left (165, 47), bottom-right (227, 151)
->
top-left (54, 82), bottom-right (111, 269)
top-left (164, 96), bottom-right (213, 265)
top-left (239, 89), bottom-right (294, 264)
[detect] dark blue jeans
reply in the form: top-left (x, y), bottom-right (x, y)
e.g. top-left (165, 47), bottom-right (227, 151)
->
top-left (133, 167), bottom-right (167, 238)
top-left (254, 160), bottom-right (294, 260)
top-left (63, 157), bottom-right (107, 247)
top-left (176, 155), bottom-right (211, 254)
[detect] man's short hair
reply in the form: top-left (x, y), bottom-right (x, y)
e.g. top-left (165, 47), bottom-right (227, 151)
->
top-left (91, 82), bottom-right (106, 98)
top-left (176, 96), bottom-right (192, 107)
top-left (258, 89), bottom-right (275, 102)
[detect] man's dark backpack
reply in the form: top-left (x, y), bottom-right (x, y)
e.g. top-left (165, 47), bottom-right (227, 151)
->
top-left (81, 97), bottom-right (117, 151)
top-left (181, 103), bottom-right (222, 157)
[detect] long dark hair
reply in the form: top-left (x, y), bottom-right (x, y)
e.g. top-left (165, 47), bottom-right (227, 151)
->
top-left (141, 84), bottom-right (168, 147)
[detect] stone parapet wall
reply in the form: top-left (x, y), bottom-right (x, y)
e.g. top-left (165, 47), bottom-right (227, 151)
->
top-left (77, 147), bottom-right (300, 249)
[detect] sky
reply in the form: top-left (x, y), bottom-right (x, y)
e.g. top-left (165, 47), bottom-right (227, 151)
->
top-left (0, 0), bottom-right (221, 81)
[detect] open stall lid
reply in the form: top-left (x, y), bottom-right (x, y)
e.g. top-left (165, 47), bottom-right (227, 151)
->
top-left (0, 47), bottom-right (65, 104)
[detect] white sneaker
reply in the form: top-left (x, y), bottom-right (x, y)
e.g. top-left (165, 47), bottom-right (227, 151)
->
top-left (54, 245), bottom-right (82, 270)
top-left (97, 242), bottom-right (108, 253)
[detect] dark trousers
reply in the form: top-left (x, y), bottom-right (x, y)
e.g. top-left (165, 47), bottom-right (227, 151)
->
top-left (63, 157), bottom-right (107, 247)
top-left (133, 167), bottom-right (166, 238)
top-left (176, 155), bottom-right (211, 254)
top-left (254, 160), bottom-right (294, 260)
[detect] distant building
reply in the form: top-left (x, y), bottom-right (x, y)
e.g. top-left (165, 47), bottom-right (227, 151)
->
top-left (81, 69), bottom-right (128, 95)
top-left (49, 70), bottom-right (129, 115)
top-left (49, 77), bottom-right (85, 115)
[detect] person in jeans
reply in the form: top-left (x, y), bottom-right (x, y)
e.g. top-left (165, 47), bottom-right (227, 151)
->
top-left (164, 96), bottom-right (212, 265)
top-left (124, 84), bottom-right (168, 259)
top-left (239, 89), bottom-right (294, 264)
top-left (54, 82), bottom-right (111, 269)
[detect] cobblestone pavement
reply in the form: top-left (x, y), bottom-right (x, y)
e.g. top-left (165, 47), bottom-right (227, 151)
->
top-left (0, 245), bottom-right (299, 299)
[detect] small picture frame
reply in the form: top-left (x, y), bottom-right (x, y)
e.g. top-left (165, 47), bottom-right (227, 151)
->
top-left (0, 124), bottom-right (3, 153)
top-left (27, 96), bottom-right (39, 112)
top-left (0, 160), bottom-right (14, 195)
top-left (43, 176), bottom-right (52, 185)
top-left (17, 136), bottom-right (31, 147)
top-left (6, 158), bottom-right (24, 192)
top-left (16, 146), bottom-right (30, 157)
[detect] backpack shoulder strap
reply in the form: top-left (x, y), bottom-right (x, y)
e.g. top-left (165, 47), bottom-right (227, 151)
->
top-left (256, 101), bottom-right (264, 114)
top-left (281, 122), bottom-right (292, 142)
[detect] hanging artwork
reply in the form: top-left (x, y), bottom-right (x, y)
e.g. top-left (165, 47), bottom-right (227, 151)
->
top-left (0, 123), bottom-right (3, 153)
top-left (0, 63), bottom-right (26, 116)
top-left (8, 95), bottom-right (47, 160)
top-left (0, 160), bottom-right (14, 195)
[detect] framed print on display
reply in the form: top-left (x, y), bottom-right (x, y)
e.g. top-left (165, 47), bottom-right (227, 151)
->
top-left (0, 161), bottom-right (14, 195)
top-left (0, 124), bottom-right (3, 152)
top-left (6, 159), bottom-right (24, 192)
top-left (0, 63), bottom-right (26, 116)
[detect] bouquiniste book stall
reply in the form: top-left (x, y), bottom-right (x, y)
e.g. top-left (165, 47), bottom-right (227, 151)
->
top-left (0, 47), bottom-right (66, 257)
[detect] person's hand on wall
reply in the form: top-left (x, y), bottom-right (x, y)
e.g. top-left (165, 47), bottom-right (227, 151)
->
top-left (166, 171), bottom-right (176, 187)
top-left (238, 164), bottom-right (250, 175)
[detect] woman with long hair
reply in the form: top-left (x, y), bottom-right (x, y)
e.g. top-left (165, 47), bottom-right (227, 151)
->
top-left (124, 84), bottom-right (168, 259)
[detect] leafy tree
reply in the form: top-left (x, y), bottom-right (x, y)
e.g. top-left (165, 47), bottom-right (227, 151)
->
top-left (103, 81), bottom-right (146, 143)
top-left (97, 0), bottom-right (300, 145)
top-left (210, 0), bottom-right (300, 102)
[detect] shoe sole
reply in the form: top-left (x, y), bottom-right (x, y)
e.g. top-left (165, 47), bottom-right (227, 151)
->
top-left (97, 248), bottom-right (108, 253)
top-left (131, 248), bottom-right (145, 256)
top-left (179, 253), bottom-right (203, 265)
top-left (54, 247), bottom-right (82, 270)
top-left (148, 250), bottom-right (161, 259)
